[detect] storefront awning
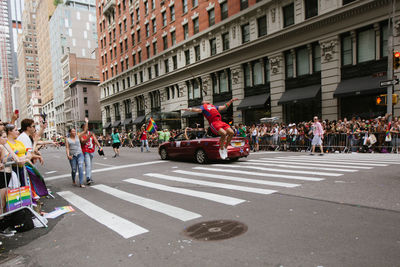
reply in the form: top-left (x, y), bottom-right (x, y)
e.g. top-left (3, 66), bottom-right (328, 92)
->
top-left (103, 122), bottom-right (111, 129)
top-left (333, 75), bottom-right (387, 97)
top-left (123, 118), bottom-right (132, 125)
top-left (112, 121), bottom-right (121, 127)
top-left (182, 111), bottom-right (201, 118)
top-left (237, 93), bottom-right (270, 110)
top-left (278, 85), bottom-right (320, 105)
top-left (132, 115), bottom-right (145, 124)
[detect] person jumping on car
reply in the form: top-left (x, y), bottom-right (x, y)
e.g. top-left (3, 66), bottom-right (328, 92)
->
top-left (182, 98), bottom-right (239, 159)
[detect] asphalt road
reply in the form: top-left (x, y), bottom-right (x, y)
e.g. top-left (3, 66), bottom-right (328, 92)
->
top-left (1, 147), bottom-right (399, 267)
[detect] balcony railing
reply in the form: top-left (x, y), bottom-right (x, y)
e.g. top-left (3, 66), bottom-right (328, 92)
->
top-left (103, 0), bottom-right (116, 15)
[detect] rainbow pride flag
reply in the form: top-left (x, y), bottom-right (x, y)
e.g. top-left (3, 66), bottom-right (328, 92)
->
top-left (386, 122), bottom-right (391, 137)
top-left (6, 186), bottom-right (32, 212)
top-left (146, 117), bottom-right (157, 134)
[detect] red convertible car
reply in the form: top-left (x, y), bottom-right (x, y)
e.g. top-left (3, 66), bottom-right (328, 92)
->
top-left (158, 132), bottom-right (250, 164)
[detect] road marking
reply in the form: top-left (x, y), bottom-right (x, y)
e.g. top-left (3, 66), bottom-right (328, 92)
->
top-left (249, 152), bottom-right (282, 154)
top-left (173, 170), bottom-right (300, 188)
top-left (244, 160), bottom-right (357, 172)
top-left (193, 167), bottom-right (324, 181)
top-left (94, 162), bottom-right (114, 167)
top-left (286, 156), bottom-right (400, 164)
top-left (212, 164), bottom-right (342, 177)
top-left (124, 178), bottom-right (245, 206)
top-left (258, 158), bottom-right (372, 169)
top-left (57, 191), bottom-right (148, 239)
top-left (92, 184), bottom-right (201, 222)
top-left (144, 173), bottom-right (277, 195)
top-left (45, 161), bottom-right (165, 181)
top-left (45, 171), bottom-right (57, 174)
top-left (274, 157), bottom-right (387, 166)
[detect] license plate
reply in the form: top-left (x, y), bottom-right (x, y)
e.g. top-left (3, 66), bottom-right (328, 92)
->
top-left (233, 142), bottom-right (242, 147)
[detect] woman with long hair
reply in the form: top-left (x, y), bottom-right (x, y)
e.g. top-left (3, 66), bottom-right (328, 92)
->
top-left (65, 119), bottom-right (88, 187)
top-left (139, 125), bottom-right (149, 152)
top-left (111, 128), bottom-right (121, 158)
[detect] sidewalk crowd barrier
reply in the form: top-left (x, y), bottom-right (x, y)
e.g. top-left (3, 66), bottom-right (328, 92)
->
top-left (0, 162), bottom-right (47, 228)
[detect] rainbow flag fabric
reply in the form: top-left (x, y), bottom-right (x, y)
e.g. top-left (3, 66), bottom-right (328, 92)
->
top-left (146, 117), bottom-right (157, 134)
top-left (6, 186), bottom-right (32, 212)
top-left (386, 122), bottom-right (391, 137)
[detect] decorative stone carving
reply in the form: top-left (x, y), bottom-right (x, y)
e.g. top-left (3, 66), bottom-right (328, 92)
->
top-left (321, 40), bottom-right (337, 62)
top-left (269, 56), bottom-right (282, 74)
top-left (271, 8), bottom-right (276, 23)
top-left (231, 68), bottom-right (240, 84)
top-left (395, 19), bottom-right (400, 35)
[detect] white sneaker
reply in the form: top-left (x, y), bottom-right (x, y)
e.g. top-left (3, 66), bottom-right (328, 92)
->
top-left (223, 148), bottom-right (228, 159)
top-left (219, 149), bottom-right (226, 160)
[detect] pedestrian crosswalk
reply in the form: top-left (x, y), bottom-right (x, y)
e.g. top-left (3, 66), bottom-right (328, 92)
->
top-left (57, 154), bottom-right (399, 239)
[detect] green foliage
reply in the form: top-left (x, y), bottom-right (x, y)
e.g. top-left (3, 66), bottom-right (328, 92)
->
top-left (54, 0), bottom-right (63, 6)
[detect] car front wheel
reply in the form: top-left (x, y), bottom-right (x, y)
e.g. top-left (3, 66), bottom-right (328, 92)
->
top-left (195, 149), bottom-right (207, 164)
top-left (160, 148), bottom-right (169, 160)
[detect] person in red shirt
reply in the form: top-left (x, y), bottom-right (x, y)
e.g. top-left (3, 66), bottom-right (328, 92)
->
top-left (80, 125), bottom-right (102, 185)
top-left (182, 98), bottom-right (238, 159)
top-left (139, 125), bottom-right (150, 152)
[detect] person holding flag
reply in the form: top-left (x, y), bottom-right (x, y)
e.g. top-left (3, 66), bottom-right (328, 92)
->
top-left (182, 98), bottom-right (239, 159)
top-left (140, 118), bottom-right (157, 152)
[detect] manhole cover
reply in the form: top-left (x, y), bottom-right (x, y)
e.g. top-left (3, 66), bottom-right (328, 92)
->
top-left (183, 220), bottom-right (247, 241)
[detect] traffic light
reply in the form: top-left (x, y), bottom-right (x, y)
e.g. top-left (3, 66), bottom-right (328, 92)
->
top-left (376, 95), bottom-right (386, 105)
top-left (394, 51), bottom-right (400, 70)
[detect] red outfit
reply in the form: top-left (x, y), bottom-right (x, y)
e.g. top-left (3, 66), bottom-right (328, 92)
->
top-left (81, 132), bottom-right (96, 153)
top-left (200, 104), bottom-right (230, 135)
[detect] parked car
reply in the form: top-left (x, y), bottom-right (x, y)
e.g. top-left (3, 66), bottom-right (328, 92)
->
top-left (158, 132), bottom-right (250, 164)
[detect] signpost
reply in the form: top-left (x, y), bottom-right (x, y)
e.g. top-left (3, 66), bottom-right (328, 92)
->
top-left (380, 79), bottom-right (399, 87)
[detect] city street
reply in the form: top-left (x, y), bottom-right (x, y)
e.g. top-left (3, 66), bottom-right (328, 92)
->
top-left (1, 147), bottom-right (400, 266)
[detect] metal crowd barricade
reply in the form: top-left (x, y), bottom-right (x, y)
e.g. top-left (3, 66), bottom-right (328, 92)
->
top-left (0, 162), bottom-right (47, 228)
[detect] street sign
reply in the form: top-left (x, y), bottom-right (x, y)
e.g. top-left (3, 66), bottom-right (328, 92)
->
top-left (380, 79), bottom-right (399, 87)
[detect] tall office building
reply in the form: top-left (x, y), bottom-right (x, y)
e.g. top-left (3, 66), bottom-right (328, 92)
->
top-left (96, 0), bottom-right (398, 131)
top-left (18, 0), bottom-right (42, 123)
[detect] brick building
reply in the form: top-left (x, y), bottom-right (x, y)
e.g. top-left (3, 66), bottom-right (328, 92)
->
top-left (96, 0), bottom-right (400, 132)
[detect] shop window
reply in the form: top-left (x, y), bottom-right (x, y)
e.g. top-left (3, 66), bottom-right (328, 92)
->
top-left (357, 28), bottom-right (375, 63)
top-left (297, 46), bottom-right (310, 76)
top-left (341, 34), bottom-right (352, 66)
top-left (313, 44), bottom-right (321, 72)
top-left (285, 52), bottom-right (294, 78)
top-left (243, 64), bottom-right (251, 87)
top-left (253, 61), bottom-right (263, 85)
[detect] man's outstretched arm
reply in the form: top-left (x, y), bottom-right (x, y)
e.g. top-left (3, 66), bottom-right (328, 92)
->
top-left (182, 107), bottom-right (202, 113)
top-left (218, 98), bottom-right (239, 111)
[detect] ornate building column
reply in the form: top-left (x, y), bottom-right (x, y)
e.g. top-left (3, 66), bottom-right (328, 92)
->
top-left (269, 53), bottom-right (285, 120)
top-left (320, 36), bottom-right (340, 121)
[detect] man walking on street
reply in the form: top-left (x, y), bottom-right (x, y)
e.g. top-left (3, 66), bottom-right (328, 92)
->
top-left (310, 116), bottom-right (324, 155)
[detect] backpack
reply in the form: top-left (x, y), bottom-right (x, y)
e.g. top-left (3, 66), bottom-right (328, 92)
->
top-left (6, 209), bottom-right (34, 232)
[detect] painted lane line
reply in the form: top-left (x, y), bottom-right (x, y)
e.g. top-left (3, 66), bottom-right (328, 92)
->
top-left (92, 184), bottom-right (201, 222)
top-left (245, 160), bottom-right (357, 172)
top-left (212, 164), bottom-right (342, 177)
top-left (124, 178), bottom-right (245, 206)
top-left (258, 158), bottom-right (372, 169)
top-left (274, 157), bottom-right (387, 166)
top-left (249, 152), bottom-right (282, 154)
top-left (173, 170), bottom-right (300, 188)
top-left (283, 156), bottom-right (400, 164)
top-left (94, 162), bottom-right (115, 167)
top-left (57, 191), bottom-right (148, 239)
top-left (193, 167), bottom-right (324, 182)
top-left (45, 161), bottom-right (165, 181)
top-left (45, 171), bottom-right (57, 174)
top-left (144, 173), bottom-right (277, 195)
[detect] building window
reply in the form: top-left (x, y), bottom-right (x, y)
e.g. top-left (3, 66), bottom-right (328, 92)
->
top-left (139, 71), bottom-right (143, 82)
top-left (136, 8), bottom-right (140, 21)
top-left (243, 64), bottom-right (251, 87)
top-left (164, 59), bottom-right (169, 73)
top-left (357, 28), bottom-right (375, 63)
top-left (208, 9), bottom-right (215, 26)
top-left (170, 5), bottom-right (175, 21)
top-left (123, 19), bottom-right (127, 31)
top-left (285, 52), bottom-right (294, 78)
top-left (193, 79), bottom-right (200, 98)
top-left (85, 110), bottom-right (89, 117)
top-left (153, 41), bottom-right (157, 55)
top-left (342, 34), bottom-right (352, 66)
top-left (137, 29), bottom-right (141, 42)
top-left (152, 18), bottom-right (156, 33)
top-left (83, 87), bottom-right (87, 93)
top-left (146, 46), bottom-right (150, 59)
top-left (222, 32), bottom-right (229, 51)
top-left (151, 0), bottom-right (155, 10)
top-left (138, 50), bottom-right (142, 62)
top-left (127, 76), bottom-right (130, 87)
top-left (212, 74), bottom-right (218, 94)
top-left (242, 23), bottom-right (250, 43)
top-left (381, 24), bottom-right (388, 58)
top-left (172, 55), bottom-right (178, 69)
top-left (131, 33), bottom-right (135, 46)
top-left (134, 73), bottom-right (138, 84)
top-left (120, 42), bottom-right (124, 53)
top-left (264, 58), bottom-right (270, 83)
top-left (183, 24), bottom-right (189, 40)
top-left (155, 64), bottom-right (159, 77)
top-left (125, 39), bottom-right (128, 50)
top-left (121, 61), bottom-right (124, 72)
top-left (148, 67), bottom-right (152, 79)
top-left (192, 0), bottom-right (198, 7)
top-left (145, 0), bottom-right (149, 14)
top-left (220, 2), bottom-right (228, 20)
top-left (182, 0), bottom-right (188, 13)
top-left (313, 44), bottom-right (321, 72)
top-left (193, 18), bottom-right (199, 34)
top-left (297, 46), bottom-right (309, 76)
top-left (84, 97), bottom-right (88, 104)
top-left (253, 61), bottom-right (263, 85)
top-left (146, 24), bottom-right (150, 37)
top-left (210, 38), bottom-right (216, 55)
top-left (133, 54), bottom-right (136, 65)
top-left (240, 0), bottom-right (248, 10)
top-left (131, 12), bottom-right (135, 25)
top-left (185, 50), bottom-right (190, 65)
top-left (166, 87), bottom-right (170, 100)
top-left (171, 31), bottom-right (176, 45)
top-left (219, 70), bottom-right (230, 93)
top-left (343, 0), bottom-right (356, 5)
top-left (163, 35), bottom-right (168, 50)
top-left (283, 3), bottom-right (294, 28)
top-left (195, 45), bottom-right (200, 61)
top-left (305, 0), bottom-right (318, 19)
top-left (257, 15), bottom-right (267, 37)
top-left (119, 23), bottom-right (122, 34)
top-left (162, 11), bottom-right (167, 26)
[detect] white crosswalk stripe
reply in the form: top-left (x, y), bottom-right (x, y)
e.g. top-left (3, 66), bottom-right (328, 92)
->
top-left (193, 167), bottom-right (324, 181)
top-left (244, 160), bottom-right (358, 172)
top-left (258, 158), bottom-right (373, 169)
top-left (173, 170), bottom-right (300, 188)
top-left (212, 164), bottom-right (342, 177)
top-left (286, 155), bottom-right (400, 164)
top-left (58, 191), bottom-right (149, 239)
top-left (91, 184), bottom-right (201, 222)
top-left (124, 178), bottom-right (245, 206)
top-left (271, 157), bottom-right (387, 167)
top-left (144, 173), bottom-right (277, 195)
